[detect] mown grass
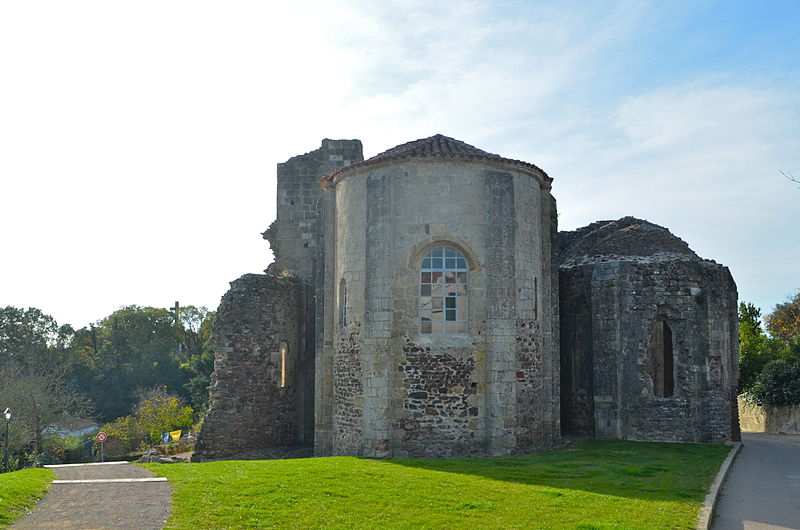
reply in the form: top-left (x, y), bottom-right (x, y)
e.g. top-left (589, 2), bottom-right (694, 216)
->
top-left (142, 440), bottom-right (730, 529)
top-left (0, 468), bottom-right (54, 527)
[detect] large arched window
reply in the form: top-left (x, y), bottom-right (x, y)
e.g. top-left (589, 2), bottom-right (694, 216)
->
top-left (419, 246), bottom-right (468, 334)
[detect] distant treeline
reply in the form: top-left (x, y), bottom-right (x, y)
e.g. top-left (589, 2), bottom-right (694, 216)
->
top-left (0, 304), bottom-right (214, 466)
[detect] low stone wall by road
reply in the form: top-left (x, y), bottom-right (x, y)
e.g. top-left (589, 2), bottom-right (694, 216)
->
top-left (738, 396), bottom-right (800, 434)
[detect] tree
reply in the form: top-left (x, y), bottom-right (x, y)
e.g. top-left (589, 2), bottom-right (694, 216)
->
top-left (68, 305), bottom-right (216, 422)
top-left (0, 365), bottom-right (92, 456)
top-left (175, 306), bottom-right (215, 412)
top-left (0, 306), bottom-right (74, 374)
top-left (71, 306), bottom-right (186, 422)
top-left (765, 291), bottom-right (800, 345)
top-left (749, 359), bottom-right (800, 406)
top-left (101, 388), bottom-right (193, 453)
top-left (738, 302), bottom-right (776, 392)
top-left (0, 307), bottom-right (93, 466)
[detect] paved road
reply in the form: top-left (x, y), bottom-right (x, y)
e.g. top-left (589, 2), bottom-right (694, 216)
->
top-left (12, 461), bottom-right (171, 529)
top-left (713, 433), bottom-right (800, 530)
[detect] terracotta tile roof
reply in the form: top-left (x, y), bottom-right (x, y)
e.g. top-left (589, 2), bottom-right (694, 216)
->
top-left (322, 134), bottom-right (550, 183)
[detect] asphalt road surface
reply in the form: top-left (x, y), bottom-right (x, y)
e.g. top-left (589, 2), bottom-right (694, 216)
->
top-left (712, 433), bottom-right (800, 530)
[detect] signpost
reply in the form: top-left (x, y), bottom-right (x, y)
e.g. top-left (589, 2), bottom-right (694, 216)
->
top-left (97, 431), bottom-right (107, 462)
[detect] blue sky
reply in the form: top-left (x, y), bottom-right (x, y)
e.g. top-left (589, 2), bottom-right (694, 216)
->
top-left (1, 0), bottom-right (798, 328)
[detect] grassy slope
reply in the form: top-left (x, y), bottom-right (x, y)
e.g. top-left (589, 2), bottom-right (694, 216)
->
top-left (143, 440), bottom-right (730, 529)
top-left (0, 468), bottom-right (54, 527)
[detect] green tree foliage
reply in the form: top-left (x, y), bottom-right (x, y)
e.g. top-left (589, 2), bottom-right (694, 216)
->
top-left (0, 306), bottom-right (73, 373)
top-left (740, 290), bottom-right (800, 404)
top-left (765, 291), bottom-right (800, 344)
top-left (68, 305), bottom-right (216, 422)
top-left (175, 306), bottom-right (215, 412)
top-left (748, 359), bottom-right (800, 406)
top-left (70, 306), bottom-right (186, 422)
top-left (738, 302), bottom-right (777, 392)
top-left (0, 307), bottom-right (92, 467)
top-left (102, 389), bottom-right (193, 452)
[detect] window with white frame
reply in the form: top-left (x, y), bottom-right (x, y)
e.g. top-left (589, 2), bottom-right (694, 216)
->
top-left (419, 246), bottom-right (468, 334)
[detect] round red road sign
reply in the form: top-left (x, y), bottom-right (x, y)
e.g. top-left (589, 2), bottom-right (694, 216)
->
top-left (97, 431), bottom-right (107, 443)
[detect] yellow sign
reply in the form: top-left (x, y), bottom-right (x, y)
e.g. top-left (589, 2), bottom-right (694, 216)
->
top-left (169, 430), bottom-right (182, 442)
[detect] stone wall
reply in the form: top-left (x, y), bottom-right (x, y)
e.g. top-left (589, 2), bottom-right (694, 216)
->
top-left (321, 157), bottom-right (559, 457)
top-left (265, 139), bottom-right (363, 280)
top-left (559, 218), bottom-right (740, 443)
top-left (739, 397), bottom-right (800, 434)
top-left (193, 273), bottom-right (311, 460)
top-left (198, 140), bottom-right (360, 461)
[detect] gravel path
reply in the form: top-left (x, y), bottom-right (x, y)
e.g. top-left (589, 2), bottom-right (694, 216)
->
top-left (12, 461), bottom-right (171, 529)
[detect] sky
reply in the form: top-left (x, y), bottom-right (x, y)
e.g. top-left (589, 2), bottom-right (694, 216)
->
top-left (1, 0), bottom-right (798, 329)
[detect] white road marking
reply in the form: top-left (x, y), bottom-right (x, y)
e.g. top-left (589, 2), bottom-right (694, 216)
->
top-left (45, 462), bottom-right (130, 468)
top-left (52, 478), bottom-right (168, 484)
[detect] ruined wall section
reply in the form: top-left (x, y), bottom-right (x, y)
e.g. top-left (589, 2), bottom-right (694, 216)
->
top-left (194, 274), bottom-right (308, 460)
top-left (558, 218), bottom-right (739, 443)
top-left (265, 139), bottom-right (363, 280)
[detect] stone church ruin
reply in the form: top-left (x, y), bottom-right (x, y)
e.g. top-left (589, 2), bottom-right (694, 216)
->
top-left (194, 135), bottom-right (739, 461)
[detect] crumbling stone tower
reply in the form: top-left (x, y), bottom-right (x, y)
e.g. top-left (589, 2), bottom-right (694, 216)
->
top-left (194, 140), bottom-right (363, 460)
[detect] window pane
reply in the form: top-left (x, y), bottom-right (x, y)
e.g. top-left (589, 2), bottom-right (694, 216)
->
top-left (419, 245), bottom-right (469, 335)
top-left (450, 284), bottom-right (467, 296)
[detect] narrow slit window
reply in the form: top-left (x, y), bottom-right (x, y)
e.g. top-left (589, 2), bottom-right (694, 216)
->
top-left (662, 322), bottom-right (674, 397)
top-left (339, 279), bottom-right (347, 328)
top-left (420, 245), bottom-right (468, 334)
top-left (653, 321), bottom-right (674, 397)
top-left (280, 341), bottom-right (287, 388)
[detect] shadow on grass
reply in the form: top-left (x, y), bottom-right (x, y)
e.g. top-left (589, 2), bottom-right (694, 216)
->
top-left (371, 439), bottom-right (730, 503)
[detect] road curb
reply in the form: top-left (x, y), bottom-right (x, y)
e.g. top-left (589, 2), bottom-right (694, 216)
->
top-left (696, 441), bottom-right (742, 530)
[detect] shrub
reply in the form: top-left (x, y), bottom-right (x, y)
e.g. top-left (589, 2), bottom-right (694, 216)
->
top-left (748, 359), bottom-right (800, 406)
top-left (101, 391), bottom-right (193, 454)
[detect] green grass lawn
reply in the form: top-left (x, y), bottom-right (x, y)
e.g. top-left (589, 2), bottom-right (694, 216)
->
top-left (142, 440), bottom-right (730, 529)
top-left (0, 468), bottom-right (54, 527)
